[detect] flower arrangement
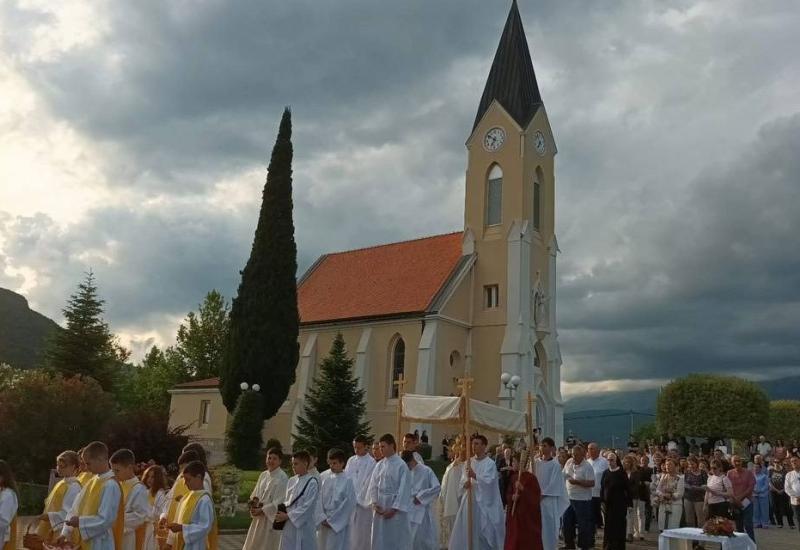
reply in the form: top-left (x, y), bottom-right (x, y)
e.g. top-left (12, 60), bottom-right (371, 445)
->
top-left (702, 516), bottom-right (735, 537)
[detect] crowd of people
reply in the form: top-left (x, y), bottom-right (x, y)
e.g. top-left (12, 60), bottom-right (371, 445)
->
top-left (2, 432), bottom-right (799, 550)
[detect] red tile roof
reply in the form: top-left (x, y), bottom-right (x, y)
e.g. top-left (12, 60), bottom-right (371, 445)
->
top-left (298, 232), bottom-right (464, 324)
top-left (173, 377), bottom-right (220, 389)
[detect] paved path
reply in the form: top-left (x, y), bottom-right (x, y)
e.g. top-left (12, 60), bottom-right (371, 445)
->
top-left (219, 525), bottom-right (797, 549)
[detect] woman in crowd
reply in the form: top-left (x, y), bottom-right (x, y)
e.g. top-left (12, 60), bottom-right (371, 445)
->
top-left (622, 455), bottom-right (643, 542)
top-left (636, 455), bottom-right (653, 535)
top-left (769, 458), bottom-right (795, 528)
top-left (655, 458), bottom-right (684, 530)
top-left (0, 461), bottom-right (19, 550)
top-left (682, 456), bottom-right (707, 528)
top-left (705, 460), bottom-right (733, 518)
top-left (753, 462), bottom-right (770, 529)
top-left (601, 451), bottom-right (631, 549)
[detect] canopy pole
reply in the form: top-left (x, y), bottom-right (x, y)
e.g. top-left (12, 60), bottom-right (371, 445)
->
top-left (458, 376), bottom-right (474, 550)
top-left (394, 373), bottom-right (406, 443)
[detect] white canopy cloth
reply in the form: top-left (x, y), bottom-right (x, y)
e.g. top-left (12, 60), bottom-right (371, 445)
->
top-left (658, 528), bottom-right (756, 550)
top-left (400, 394), bottom-right (528, 435)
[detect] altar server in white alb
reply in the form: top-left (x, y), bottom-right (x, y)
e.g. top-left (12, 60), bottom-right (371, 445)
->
top-left (110, 449), bottom-right (150, 550)
top-left (367, 433), bottom-right (412, 550)
top-left (0, 460), bottom-right (19, 550)
top-left (59, 441), bottom-right (122, 550)
top-left (276, 450), bottom-right (320, 550)
top-left (166, 460), bottom-right (215, 550)
top-left (401, 450), bottom-right (441, 550)
top-left (316, 448), bottom-right (356, 550)
top-left (36, 451), bottom-right (82, 542)
top-left (345, 435), bottom-right (376, 550)
top-left (243, 447), bottom-right (289, 550)
top-left (535, 437), bottom-right (570, 550)
top-left (449, 434), bottom-right (505, 550)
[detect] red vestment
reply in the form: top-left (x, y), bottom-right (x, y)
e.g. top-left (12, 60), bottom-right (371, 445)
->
top-left (504, 470), bottom-right (543, 550)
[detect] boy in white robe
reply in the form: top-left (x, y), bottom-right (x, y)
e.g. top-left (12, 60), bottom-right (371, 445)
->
top-left (244, 447), bottom-right (289, 550)
top-left (276, 450), bottom-right (320, 550)
top-left (110, 449), bottom-right (150, 550)
top-left (37, 450), bottom-right (82, 540)
top-left (402, 433), bottom-right (425, 465)
top-left (59, 441), bottom-right (122, 550)
top-left (0, 460), bottom-right (18, 550)
top-left (345, 436), bottom-right (376, 550)
top-left (316, 448), bottom-right (356, 550)
top-left (401, 451), bottom-right (441, 550)
top-left (535, 437), bottom-right (570, 550)
top-left (448, 434), bottom-right (505, 550)
top-left (367, 433), bottom-right (411, 550)
top-left (166, 460), bottom-right (215, 550)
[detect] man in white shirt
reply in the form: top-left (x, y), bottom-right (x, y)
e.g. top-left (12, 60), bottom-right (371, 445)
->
top-left (586, 443), bottom-right (608, 530)
top-left (345, 436), bottom-right (376, 550)
top-left (784, 456), bottom-right (800, 529)
top-left (562, 445), bottom-right (595, 550)
top-left (757, 435), bottom-right (773, 458)
top-left (367, 433), bottom-right (412, 550)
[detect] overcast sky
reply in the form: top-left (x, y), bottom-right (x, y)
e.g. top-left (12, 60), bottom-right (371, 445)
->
top-left (1, 0), bottom-right (798, 398)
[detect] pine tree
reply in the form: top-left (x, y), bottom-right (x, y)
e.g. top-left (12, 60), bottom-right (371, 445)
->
top-left (176, 290), bottom-right (229, 380)
top-left (293, 333), bottom-right (371, 468)
top-left (225, 387), bottom-right (265, 469)
top-left (43, 270), bottom-right (123, 391)
top-left (221, 108), bottom-right (299, 419)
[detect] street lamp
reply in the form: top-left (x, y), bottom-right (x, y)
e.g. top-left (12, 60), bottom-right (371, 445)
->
top-left (500, 372), bottom-right (521, 409)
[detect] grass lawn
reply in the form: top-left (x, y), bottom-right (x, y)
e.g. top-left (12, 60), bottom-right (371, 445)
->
top-left (217, 510), bottom-right (252, 531)
top-left (237, 469), bottom-right (262, 502)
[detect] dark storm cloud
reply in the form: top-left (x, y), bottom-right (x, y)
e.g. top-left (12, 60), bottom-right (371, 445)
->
top-left (559, 114), bottom-right (800, 383)
top-left (1, 0), bottom-right (799, 387)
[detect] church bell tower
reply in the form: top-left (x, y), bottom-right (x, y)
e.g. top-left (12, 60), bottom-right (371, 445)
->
top-left (463, 0), bottom-right (564, 443)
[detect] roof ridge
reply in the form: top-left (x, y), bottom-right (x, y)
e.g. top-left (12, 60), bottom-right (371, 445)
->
top-left (324, 230), bottom-right (462, 256)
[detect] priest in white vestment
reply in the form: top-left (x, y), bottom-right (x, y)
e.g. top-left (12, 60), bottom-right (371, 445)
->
top-left (449, 435), bottom-right (505, 550)
top-left (243, 449), bottom-right (289, 550)
top-left (402, 451), bottom-right (441, 550)
top-left (367, 434), bottom-right (412, 550)
top-left (276, 451), bottom-right (320, 550)
top-left (345, 436), bottom-right (376, 550)
top-left (316, 449), bottom-right (356, 550)
top-left (535, 437), bottom-right (570, 550)
top-left (439, 455), bottom-right (464, 547)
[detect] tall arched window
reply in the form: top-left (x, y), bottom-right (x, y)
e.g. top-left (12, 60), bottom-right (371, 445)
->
top-left (390, 337), bottom-right (405, 398)
top-left (533, 167), bottom-right (544, 232)
top-left (486, 164), bottom-right (503, 226)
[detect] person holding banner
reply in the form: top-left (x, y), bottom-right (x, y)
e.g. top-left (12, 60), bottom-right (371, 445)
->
top-left (504, 452), bottom-right (542, 550)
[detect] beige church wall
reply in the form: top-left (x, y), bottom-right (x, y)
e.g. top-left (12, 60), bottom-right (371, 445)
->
top-left (433, 320), bottom-right (470, 396)
top-left (439, 270), bottom-right (472, 323)
top-left (467, 324), bottom-right (506, 403)
top-left (169, 390), bottom-right (228, 439)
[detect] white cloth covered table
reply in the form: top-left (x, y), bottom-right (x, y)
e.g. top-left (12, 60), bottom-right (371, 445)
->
top-left (658, 528), bottom-right (756, 550)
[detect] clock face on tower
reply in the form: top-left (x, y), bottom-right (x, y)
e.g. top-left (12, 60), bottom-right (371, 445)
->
top-left (483, 127), bottom-right (506, 152)
top-left (534, 130), bottom-right (546, 156)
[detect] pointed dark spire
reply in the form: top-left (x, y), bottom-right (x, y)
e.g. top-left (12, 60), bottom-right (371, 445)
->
top-left (473, 0), bottom-right (543, 131)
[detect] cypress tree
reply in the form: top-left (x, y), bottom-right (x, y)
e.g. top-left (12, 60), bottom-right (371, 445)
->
top-left (225, 386), bottom-right (265, 469)
top-left (293, 333), bottom-right (371, 468)
top-left (43, 270), bottom-right (121, 391)
top-left (221, 108), bottom-right (299, 419)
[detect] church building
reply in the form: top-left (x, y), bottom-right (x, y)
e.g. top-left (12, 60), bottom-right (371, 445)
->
top-left (169, 1), bottom-right (564, 462)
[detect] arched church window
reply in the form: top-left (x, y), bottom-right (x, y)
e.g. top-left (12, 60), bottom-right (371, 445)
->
top-left (390, 337), bottom-right (405, 398)
top-left (486, 164), bottom-right (503, 226)
top-left (533, 167), bottom-right (543, 232)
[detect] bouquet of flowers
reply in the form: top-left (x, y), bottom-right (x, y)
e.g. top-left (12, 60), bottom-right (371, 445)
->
top-left (702, 516), bottom-right (735, 537)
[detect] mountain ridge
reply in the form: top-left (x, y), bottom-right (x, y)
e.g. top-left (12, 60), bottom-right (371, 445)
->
top-left (0, 287), bottom-right (61, 369)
